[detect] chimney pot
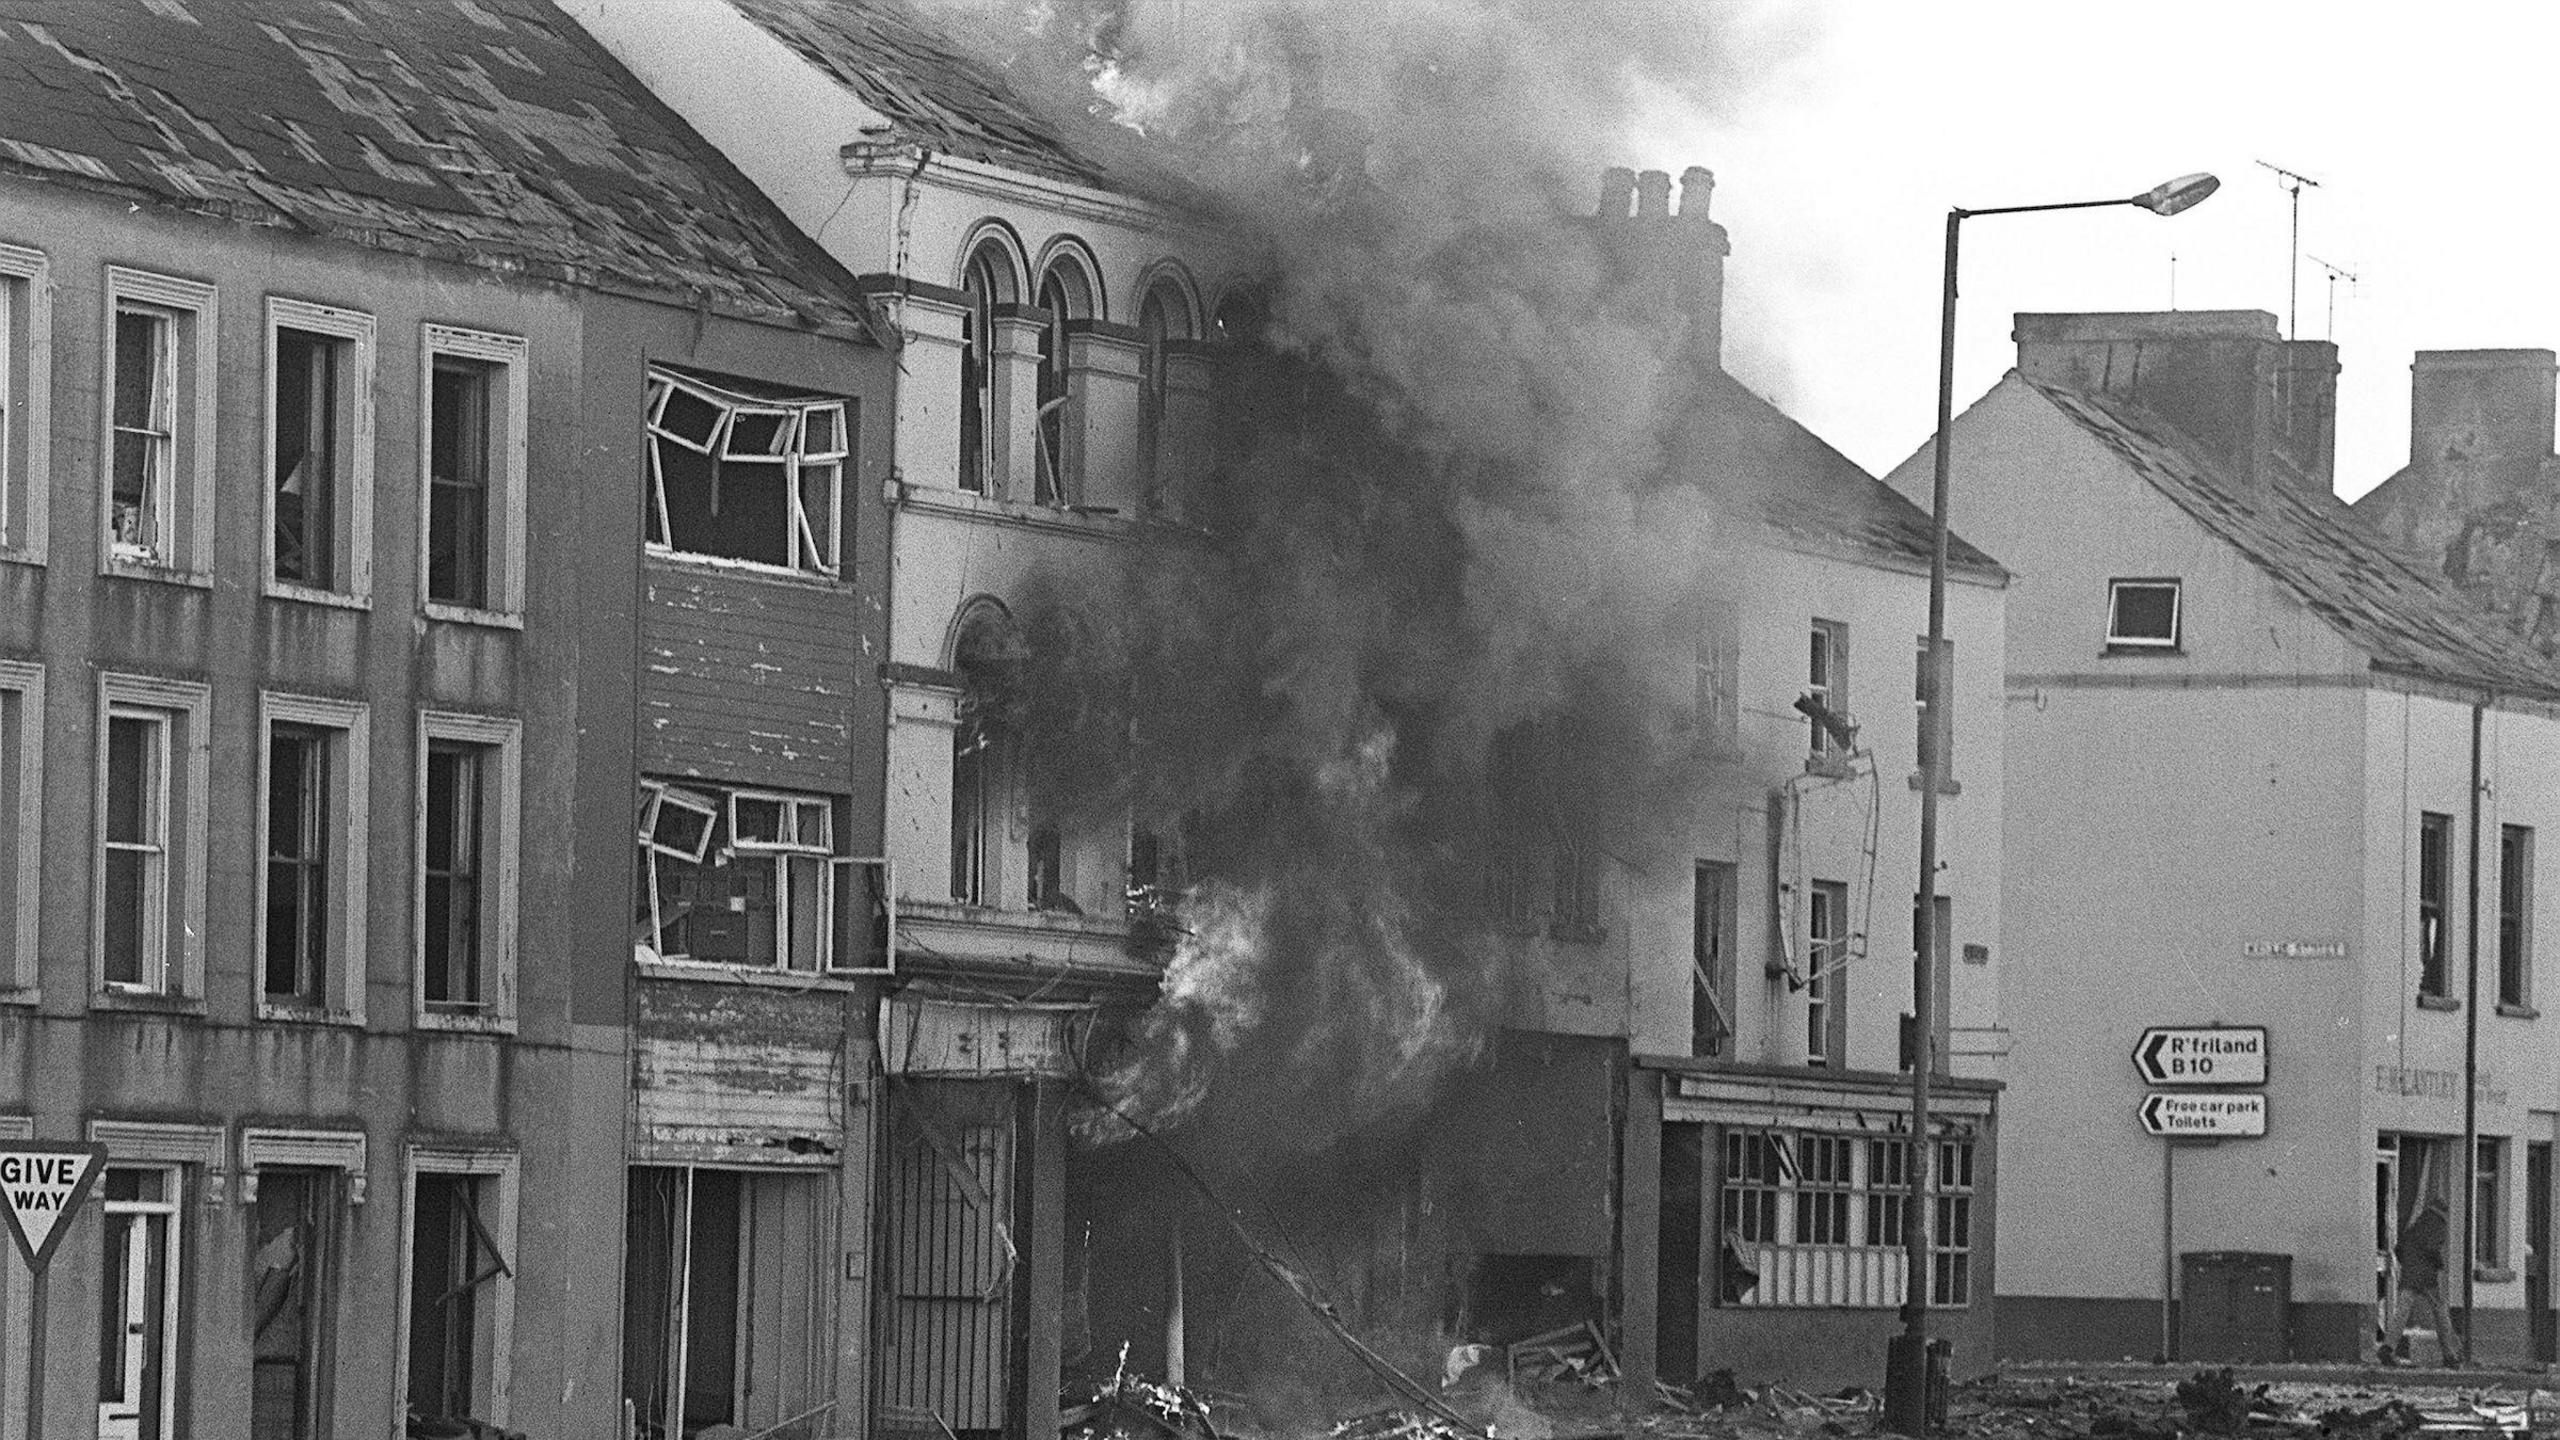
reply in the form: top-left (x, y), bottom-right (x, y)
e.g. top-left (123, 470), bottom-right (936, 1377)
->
top-left (1598, 167), bottom-right (1635, 219)
top-left (1635, 170), bottom-right (1672, 218)
top-left (1679, 166), bottom-right (1715, 221)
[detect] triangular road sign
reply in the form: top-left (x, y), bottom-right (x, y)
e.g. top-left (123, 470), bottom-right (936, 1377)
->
top-left (0, 1141), bottom-right (106, 1272)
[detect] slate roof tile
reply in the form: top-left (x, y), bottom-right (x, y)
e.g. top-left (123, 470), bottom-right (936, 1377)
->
top-left (2031, 380), bottom-right (2560, 701)
top-left (726, 0), bottom-right (1199, 207)
top-left (0, 0), bottom-right (875, 336)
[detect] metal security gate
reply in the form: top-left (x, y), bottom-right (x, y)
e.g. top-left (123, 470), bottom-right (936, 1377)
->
top-left (881, 1080), bottom-right (1018, 1437)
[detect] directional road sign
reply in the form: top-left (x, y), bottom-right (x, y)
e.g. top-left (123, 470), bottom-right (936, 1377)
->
top-left (2139, 1092), bottom-right (2267, 1138)
top-left (0, 1140), bottom-right (105, 1270)
top-left (2133, 1026), bottom-right (2267, 1086)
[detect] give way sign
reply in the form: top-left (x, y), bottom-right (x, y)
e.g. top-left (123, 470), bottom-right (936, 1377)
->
top-left (0, 1141), bottom-right (106, 1270)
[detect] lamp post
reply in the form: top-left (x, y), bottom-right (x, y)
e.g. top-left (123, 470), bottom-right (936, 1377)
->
top-left (1886, 170), bottom-right (2220, 1439)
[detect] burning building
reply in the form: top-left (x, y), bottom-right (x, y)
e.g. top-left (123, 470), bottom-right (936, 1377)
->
top-left (578, 0), bottom-right (2014, 1419)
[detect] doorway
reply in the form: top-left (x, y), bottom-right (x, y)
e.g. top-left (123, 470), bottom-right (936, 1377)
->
top-left (2529, 1141), bottom-right (2553, 1362)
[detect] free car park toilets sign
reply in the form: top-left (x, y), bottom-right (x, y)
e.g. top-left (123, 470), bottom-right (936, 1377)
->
top-left (0, 1141), bottom-right (105, 1269)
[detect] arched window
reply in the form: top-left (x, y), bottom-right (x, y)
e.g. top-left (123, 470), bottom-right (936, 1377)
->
top-left (1136, 276), bottom-right (1196, 507)
top-left (948, 602), bottom-right (1016, 905)
top-left (958, 240), bottom-right (1018, 494)
top-left (1212, 285), bottom-right (1268, 347)
top-left (1033, 258), bottom-right (1095, 506)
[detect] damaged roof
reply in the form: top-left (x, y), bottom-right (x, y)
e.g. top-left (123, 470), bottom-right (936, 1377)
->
top-left (726, 0), bottom-right (1186, 203)
top-left (2033, 380), bottom-right (2560, 701)
top-left (1693, 371), bottom-right (2006, 580)
top-left (0, 0), bottom-right (874, 334)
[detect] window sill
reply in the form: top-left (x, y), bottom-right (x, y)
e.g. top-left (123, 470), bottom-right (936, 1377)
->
top-left (257, 1002), bottom-right (363, 1027)
top-left (0, 546), bottom-right (42, 568)
top-left (423, 601), bottom-right (525, 631)
top-left (1803, 754), bottom-right (1854, 780)
top-left (93, 988), bottom-right (205, 1016)
top-left (643, 544), bottom-right (845, 590)
top-left (264, 582), bottom-right (370, 611)
top-left (1906, 772), bottom-right (1963, 795)
top-left (634, 958), bottom-right (873, 992)
top-left (2475, 1265), bottom-right (2517, 1284)
top-left (2498, 1001), bottom-right (2539, 1019)
top-left (2101, 642), bottom-right (2186, 657)
top-left (416, 1008), bottom-right (516, 1036)
top-left (101, 559), bottom-right (211, 589)
top-left (2417, 993), bottom-right (2461, 1012)
top-left (0, 985), bottom-right (36, 1007)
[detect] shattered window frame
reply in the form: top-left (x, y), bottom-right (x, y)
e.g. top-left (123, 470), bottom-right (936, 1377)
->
top-left (635, 778), bottom-right (885, 974)
top-left (644, 366), bottom-right (850, 578)
top-left (402, 1150), bottom-right (519, 1427)
top-left (1807, 618), bottom-right (1849, 762)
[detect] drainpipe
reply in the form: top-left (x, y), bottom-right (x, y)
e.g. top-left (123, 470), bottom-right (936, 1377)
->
top-left (2462, 698), bottom-right (2486, 1359)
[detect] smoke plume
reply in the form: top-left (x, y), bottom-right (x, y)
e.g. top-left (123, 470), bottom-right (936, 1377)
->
top-left (920, 0), bottom-right (1825, 1397)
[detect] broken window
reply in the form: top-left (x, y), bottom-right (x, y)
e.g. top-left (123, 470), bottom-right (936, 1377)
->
top-left (110, 305), bottom-right (178, 566)
top-left (422, 741), bottom-right (488, 1008)
top-left (2502, 824), bottom-right (2535, 1009)
top-left (1549, 840), bottom-right (1604, 942)
top-left (2420, 811), bottom-right (2452, 999)
top-left (407, 1171), bottom-right (511, 1426)
top-left (250, 1168), bottom-right (339, 1440)
top-left (264, 722), bottom-right (332, 1008)
top-left (102, 706), bottom-right (174, 993)
top-left (644, 365), bottom-right (850, 576)
top-left (1692, 861), bottom-right (1735, 1057)
top-left (1694, 603), bottom-right (1739, 754)
top-left (1717, 1129), bottom-right (1975, 1309)
top-left (270, 317), bottom-right (364, 592)
top-left (1805, 880), bottom-right (1848, 1066)
top-left (950, 604), bottom-right (1020, 908)
top-left (429, 358), bottom-right (493, 608)
top-left (1914, 636), bottom-right (1953, 777)
top-left (634, 780), bottom-right (885, 972)
top-left (1806, 618), bottom-right (1849, 764)
top-left (1027, 822), bottom-right (1071, 912)
top-left (959, 243), bottom-right (1015, 495)
top-left (1135, 280), bottom-right (1191, 507)
top-left (98, 1165), bottom-right (182, 1440)
top-left (1033, 262), bottom-right (1093, 506)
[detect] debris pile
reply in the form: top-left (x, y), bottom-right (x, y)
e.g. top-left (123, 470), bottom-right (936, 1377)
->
top-left (1060, 1362), bottom-right (1225, 1440)
top-left (1508, 1324), bottom-right (1622, 1390)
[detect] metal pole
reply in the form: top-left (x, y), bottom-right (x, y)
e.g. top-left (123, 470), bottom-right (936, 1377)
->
top-left (2462, 700), bottom-right (2486, 1360)
top-left (2162, 1142), bottom-right (2175, 1361)
top-left (27, 1266), bottom-right (46, 1440)
top-left (1887, 204), bottom-right (1961, 1439)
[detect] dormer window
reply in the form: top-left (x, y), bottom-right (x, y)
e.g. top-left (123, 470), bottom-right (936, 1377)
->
top-left (2106, 578), bottom-right (2182, 649)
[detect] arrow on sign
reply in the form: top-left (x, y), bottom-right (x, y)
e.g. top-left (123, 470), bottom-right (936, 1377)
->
top-left (0, 1141), bottom-right (106, 1271)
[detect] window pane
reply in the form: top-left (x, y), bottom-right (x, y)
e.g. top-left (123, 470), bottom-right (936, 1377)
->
top-left (106, 715), bottom-right (153, 844)
top-left (273, 329), bottom-right (338, 587)
top-left (266, 725), bottom-right (330, 1004)
top-left (429, 361), bottom-right (492, 608)
top-left (2110, 582), bottom-right (2179, 642)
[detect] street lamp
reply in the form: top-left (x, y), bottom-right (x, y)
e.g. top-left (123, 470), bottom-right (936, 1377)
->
top-left (1886, 170), bottom-right (2219, 1438)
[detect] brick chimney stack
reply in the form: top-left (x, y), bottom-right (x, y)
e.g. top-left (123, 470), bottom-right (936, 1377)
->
top-left (2014, 310), bottom-right (2339, 497)
top-left (1592, 163), bottom-right (1731, 368)
top-left (2406, 349), bottom-right (2557, 509)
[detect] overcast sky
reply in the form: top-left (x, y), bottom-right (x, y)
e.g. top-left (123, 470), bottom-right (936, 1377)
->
top-left (1645, 2), bottom-right (2560, 500)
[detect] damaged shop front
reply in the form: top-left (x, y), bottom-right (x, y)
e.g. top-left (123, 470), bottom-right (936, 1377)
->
top-left (1648, 1063), bottom-right (2000, 1391)
top-left (876, 989), bottom-right (1102, 1440)
top-left (623, 981), bottom-right (881, 1440)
